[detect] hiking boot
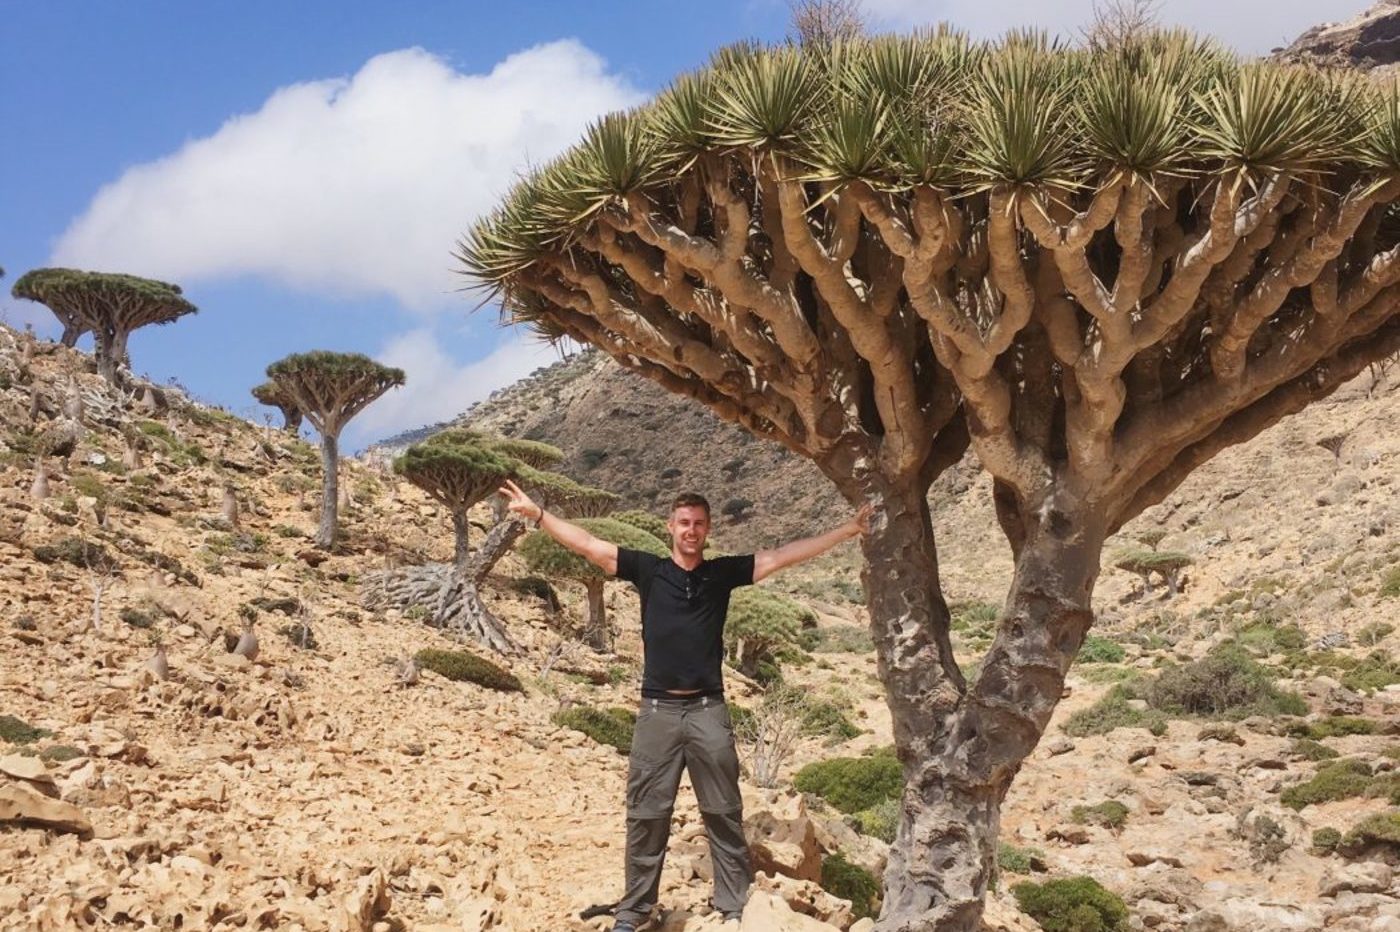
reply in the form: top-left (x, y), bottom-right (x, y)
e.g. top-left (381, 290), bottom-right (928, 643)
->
top-left (609, 922), bottom-right (637, 932)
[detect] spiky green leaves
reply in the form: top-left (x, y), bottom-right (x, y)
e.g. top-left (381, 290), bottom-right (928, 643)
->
top-left (962, 42), bottom-right (1078, 190)
top-left (265, 351), bottom-right (405, 435)
top-left (708, 47), bottom-right (820, 152)
top-left (519, 517), bottom-right (667, 581)
top-left (1193, 65), bottom-right (1366, 175)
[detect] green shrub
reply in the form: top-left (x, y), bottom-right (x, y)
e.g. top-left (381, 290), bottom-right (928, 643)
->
top-left (1289, 716), bottom-right (1378, 739)
top-left (1380, 567), bottom-right (1400, 599)
top-left (795, 750), bottom-right (904, 814)
top-left (0, 714), bottom-right (51, 745)
top-left (1236, 621), bottom-right (1307, 655)
top-left (998, 842), bottom-right (1046, 875)
top-left (1062, 687), bottom-right (1167, 737)
top-left (1077, 636), bottom-right (1125, 664)
top-left (1281, 759), bottom-right (1373, 810)
top-left (1311, 826), bottom-right (1342, 854)
top-left (724, 588), bottom-right (814, 678)
top-left (509, 575), bottom-right (559, 608)
top-left (854, 798), bottom-right (899, 842)
top-left (1339, 651), bottom-right (1400, 693)
top-left (1147, 644), bottom-right (1306, 719)
top-left (553, 705), bottom-right (635, 753)
top-left (612, 509), bottom-right (670, 542)
top-left (811, 625), bottom-right (874, 654)
top-left (1357, 622), bottom-right (1395, 647)
top-left (38, 745), bottom-right (83, 763)
top-left (819, 854), bottom-right (880, 921)
top-left (1289, 738), bottom-right (1339, 761)
top-left (801, 698), bottom-right (861, 740)
top-left (1071, 800), bottom-right (1129, 830)
top-left (414, 648), bottom-right (522, 692)
top-left (32, 536), bottom-right (115, 570)
top-left (950, 600), bottom-right (999, 636)
top-left (1342, 810), bottom-right (1400, 852)
top-left (119, 606), bottom-right (156, 629)
top-left (1077, 665), bottom-right (1139, 685)
top-left (1011, 876), bottom-right (1128, 932)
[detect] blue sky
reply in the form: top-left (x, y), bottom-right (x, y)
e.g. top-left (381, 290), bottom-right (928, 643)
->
top-left (0, 0), bottom-right (1365, 448)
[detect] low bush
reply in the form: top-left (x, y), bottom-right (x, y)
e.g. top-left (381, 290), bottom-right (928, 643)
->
top-left (794, 749), bottom-right (903, 814)
top-left (1280, 759), bottom-right (1373, 810)
top-left (1288, 716), bottom-right (1379, 739)
top-left (1343, 810), bottom-right (1400, 851)
top-left (1077, 636), bottom-right (1125, 664)
top-left (1235, 621), bottom-right (1307, 655)
top-left (38, 745), bottom-right (83, 763)
top-left (0, 714), bottom-right (51, 745)
top-left (811, 625), bottom-right (874, 654)
top-left (820, 854), bottom-right (880, 921)
top-left (509, 575), bottom-right (560, 609)
top-left (553, 705), bottom-right (634, 754)
top-left (1356, 622), bottom-right (1395, 647)
top-left (1062, 687), bottom-right (1168, 738)
top-left (1311, 826), bottom-right (1342, 854)
top-left (854, 798), bottom-right (899, 842)
top-left (414, 648), bottom-right (522, 692)
top-left (1011, 876), bottom-right (1129, 932)
top-left (1071, 800), bottom-right (1129, 830)
top-left (1147, 645), bottom-right (1306, 719)
top-left (1077, 665), bottom-right (1139, 685)
top-left (801, 698), bottom-right (861, 741)
top-left (1380, 567), bottom-right (1400, 600)
top-left (1339, 651), bottom-right (1400, 693)
top-left (119, 607), bottom-right (156, 629)
top-left (32, 536), bottom-right (115, 570)
top-left (997, 841), bottom-right (1046, 875)
top-left (1289, 738), bottom-right (1340, 761)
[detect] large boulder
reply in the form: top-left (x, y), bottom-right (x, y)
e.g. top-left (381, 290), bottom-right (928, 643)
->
top-left (747, 792), bottom-right (823, 883)
top-left (0, 782), bottom-right (92, 837)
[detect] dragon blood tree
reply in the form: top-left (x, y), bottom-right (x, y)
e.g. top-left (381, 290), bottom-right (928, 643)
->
top-left (12, 269), bottom-right (196, 383)
top-left (252, 381), bottom-right (303, 434)
top-left (463, 30), bottom-right (1400, 930)
top-left (266, 351), bottom-right (404, 550)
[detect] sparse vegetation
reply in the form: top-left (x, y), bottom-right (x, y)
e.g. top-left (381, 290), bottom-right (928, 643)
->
top-left (1281, 759), bottom-right (1374, 810)
top-left (997, 842), bottom-right (1046, 875)
top-left (1341, 810), bottom-right (1400, 853)
top-left (820, 853), bottom-right (880, 921)
top-left (1070, 800), bottom-right (1129, 830)
top-left (1311, 826), bottom-right (1342, 854)
top-left (854, 797), bottom-right (899, 842)
top-left (1077, 635), bottom-right (1125, 664)
top-left (1146, 645), bottom-right (1307, 719)
top-left (1289, 738), bottom-right (1339, 761)
top-left (1288, 716), bottom-right (1379, 739)
top-left (1062, 686), bottom-right (1168, 737)
top-left (414, 648), bottom-right (522, 692)
top-left (0, 714), bottom-right (51, 745)
top-left (810, 625), bottom-right (874, 654)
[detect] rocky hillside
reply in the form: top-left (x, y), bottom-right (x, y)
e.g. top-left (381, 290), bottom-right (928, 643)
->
top-left (1275, 1), bottom-right (1400, 70)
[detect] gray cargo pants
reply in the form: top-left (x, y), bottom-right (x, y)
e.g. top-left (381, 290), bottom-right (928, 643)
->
top-left (613, 695), bottom-right (752, 925)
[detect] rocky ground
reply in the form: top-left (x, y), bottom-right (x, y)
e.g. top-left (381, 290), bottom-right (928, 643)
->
top-left (0, 316), bottom-right (1398, 932)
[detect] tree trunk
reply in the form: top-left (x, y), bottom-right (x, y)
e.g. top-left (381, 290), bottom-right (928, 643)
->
top-left (876, 493), bottom-right (1106, 932)
top-left (315, 432), bottom-right (339, 550)
top-left (96, 329), bottom-right (126, 385)
top-left (451, 510), bottom-right (471, 577)
top-left (283, 408), bottom-right (302, 435)
top-left (60, 325), bottom-right (80, 349)
top-left (582, 577), bottom-right (609, 652)
top-left (465, 516), bottom-right (527, 586)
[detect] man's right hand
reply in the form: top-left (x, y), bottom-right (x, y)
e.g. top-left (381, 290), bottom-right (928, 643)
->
top-left (499, 479), bottom-right (542, 523)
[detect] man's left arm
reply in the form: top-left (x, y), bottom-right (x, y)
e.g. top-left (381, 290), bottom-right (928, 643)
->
top-left (752, 504), bottom-right (873, 583)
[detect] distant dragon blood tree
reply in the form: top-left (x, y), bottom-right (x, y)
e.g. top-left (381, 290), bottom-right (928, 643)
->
top-left (266, 351), bottom-right (404, 549)
top-left (12, 268), bottom-right (196, 383)
top-left (252, 381), bottom-right (303, 434)
top-left (463, 30), bottom-right (1400, 930)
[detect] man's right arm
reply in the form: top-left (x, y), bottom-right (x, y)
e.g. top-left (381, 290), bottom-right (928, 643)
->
top-left (499, 479), bottom-right (618, 575)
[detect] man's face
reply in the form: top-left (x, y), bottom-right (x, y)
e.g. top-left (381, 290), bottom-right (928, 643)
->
top-left (668, 505), bottom-right (710, 558)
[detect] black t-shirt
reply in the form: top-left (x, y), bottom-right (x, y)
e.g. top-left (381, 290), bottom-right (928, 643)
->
top-left (615, 548), bottom-right (755, 698)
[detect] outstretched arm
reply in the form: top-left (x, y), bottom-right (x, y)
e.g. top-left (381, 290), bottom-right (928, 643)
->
top-left (498, 479), bottom-right (619, 575)
top-left (753, 504), bottom-right (872, 583)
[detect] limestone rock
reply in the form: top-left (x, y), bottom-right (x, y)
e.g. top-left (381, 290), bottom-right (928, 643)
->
top-left (739, 892), bottom-right (842, 931)
top-left (0, 753), bottom-right (60, 798)
top-left (1320, 862), bottom-right (1393, 897)
top-left (748, 793), bottom-right (823, 883)
top-left (0, 782), bottom-right (92, 837)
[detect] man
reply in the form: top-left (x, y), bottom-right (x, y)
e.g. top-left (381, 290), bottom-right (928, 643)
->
top-left (498, 479), bottom-right (871, 930)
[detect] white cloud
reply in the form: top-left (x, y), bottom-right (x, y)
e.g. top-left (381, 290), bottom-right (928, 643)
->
top-left (346, 327), bottom-right (567, 446)
top-left (53, 41), bottom-right (644, 310)
top-left (859, 1), bottom-right (1366, 55)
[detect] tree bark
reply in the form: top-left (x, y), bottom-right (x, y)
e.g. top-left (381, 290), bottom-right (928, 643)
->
top-left (451, 510), bottom-right (471, 576)
top-left (465, 516), bottom-right (527, 586)
top-left (283, 408), bottom-right (302, 435)
top-left (582, 577), bottom-right (609, 652)
top-left (867, 484), bottom-right (1106, 932)
top-left (315, 432), bottom-right (340, 550)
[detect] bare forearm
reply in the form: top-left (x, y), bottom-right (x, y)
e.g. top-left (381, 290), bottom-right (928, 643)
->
top-left (534, 507), bottom-right (618, 572)
top-left (755, 521), bottom-right (859, 581)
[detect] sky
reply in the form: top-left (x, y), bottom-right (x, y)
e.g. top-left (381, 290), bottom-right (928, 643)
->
top-left (0, 0), bottom-right (1369, 449)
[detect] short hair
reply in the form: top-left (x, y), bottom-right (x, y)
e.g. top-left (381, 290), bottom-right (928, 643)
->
top-left (670, 492), bottom-right (711, 517)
